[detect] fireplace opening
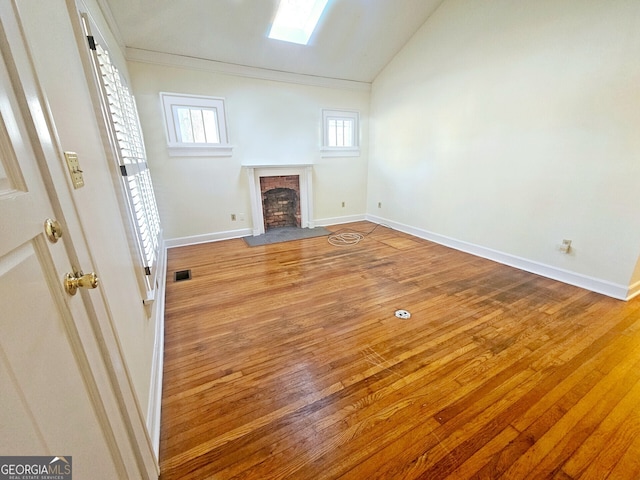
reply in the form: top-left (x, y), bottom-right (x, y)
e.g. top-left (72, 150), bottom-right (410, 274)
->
top-left (262, 187), bottom-right (300, 230)
top-left (260, 175), bottom-right (301, 231)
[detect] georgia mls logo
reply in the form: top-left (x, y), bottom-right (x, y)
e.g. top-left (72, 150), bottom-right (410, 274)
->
top-left (0, 456), bottom-right (72, 479)
top-left (49, 457), bottom-right (71, 476)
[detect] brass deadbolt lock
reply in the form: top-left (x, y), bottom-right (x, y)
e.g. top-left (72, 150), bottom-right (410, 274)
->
top-left (44, 218), bottom-right (63, 243)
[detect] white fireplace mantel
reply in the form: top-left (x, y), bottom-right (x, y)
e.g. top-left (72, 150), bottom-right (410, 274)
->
top-left (243, 163), bottom-right (314, 236)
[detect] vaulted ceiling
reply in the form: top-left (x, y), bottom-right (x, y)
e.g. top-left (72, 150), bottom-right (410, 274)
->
top-left (100, 0), bottom-right (444, 83)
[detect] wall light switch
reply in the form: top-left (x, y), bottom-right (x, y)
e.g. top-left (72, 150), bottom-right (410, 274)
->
top-left (64, 151), bottom-right (84, 189)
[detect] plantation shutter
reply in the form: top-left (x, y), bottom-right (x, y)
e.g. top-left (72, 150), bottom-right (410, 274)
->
top-left (82, 18), bottom-right (161, 296)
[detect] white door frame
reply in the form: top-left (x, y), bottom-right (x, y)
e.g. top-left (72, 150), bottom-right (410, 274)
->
top-left (0, 1), bottom-right (158, 477)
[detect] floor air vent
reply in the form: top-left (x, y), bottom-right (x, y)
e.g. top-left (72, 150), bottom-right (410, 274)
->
top-left (174, 269), bottom-right (192, 282)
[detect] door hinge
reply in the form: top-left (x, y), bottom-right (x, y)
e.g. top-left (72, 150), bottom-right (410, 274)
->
top-left (144, 266), bottom-right (151, 276)
top-left (87, 35), bottom-right (96, 51)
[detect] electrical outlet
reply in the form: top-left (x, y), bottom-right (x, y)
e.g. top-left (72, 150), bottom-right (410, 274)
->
top-left (378, 202), bottom-right (382, 208)
top-left (341, 201), bottom-right (345, 208)
top-left (231, 214), bottom-right (236, 221)
top-left (559, 239), bottom-right (572, 253)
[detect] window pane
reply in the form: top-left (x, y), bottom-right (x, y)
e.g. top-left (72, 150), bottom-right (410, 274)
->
top-left (190, 109), bottom-right (206, 143)
top-left (162, 93), bottom-right (230, 151)
top-left (202, 109), bottom-right (220, 144)
top-left (176, 107), bottom-right (194, 143)
top-left (328, 119), bottom-right (337, 146)
top-left (328, 118), bottom-right (353, 147)
top-left (343, 120), bottom-right (353, 147)
top-left (336, 120), bottom-right (346, 146)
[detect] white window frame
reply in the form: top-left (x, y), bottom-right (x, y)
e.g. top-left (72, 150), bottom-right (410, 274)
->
top-left (160, 92), bottom-right (232, 157)
top-left (321, 109), bottom-right (360, 157)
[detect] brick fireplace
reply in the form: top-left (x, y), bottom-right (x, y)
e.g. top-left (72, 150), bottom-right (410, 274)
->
top-left (244, 164), bottom-right (314, 236)
top-left (260, 175), bottom-right (301, 230)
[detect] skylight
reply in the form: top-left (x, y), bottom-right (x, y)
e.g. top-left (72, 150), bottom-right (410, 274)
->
top-left (268, 0), bottom-right (329, 45)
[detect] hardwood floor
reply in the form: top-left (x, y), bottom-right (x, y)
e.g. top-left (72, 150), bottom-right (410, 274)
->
top-left (159, 222), bottom-right (640, 479)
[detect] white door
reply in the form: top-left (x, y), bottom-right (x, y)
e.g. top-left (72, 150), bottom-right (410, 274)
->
top-left (0, 3), bottom-right (154, 478)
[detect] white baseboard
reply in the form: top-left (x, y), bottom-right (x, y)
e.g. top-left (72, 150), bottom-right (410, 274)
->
top-left (366, 214), bottom-right (630, 301)
top-left (146, 239), bottom-right (167, 459)
top-left (315, 214), bottom-right (366, 227)
top-left (165, 228), bottom-right (253, 248)
top-left (627, 280), bottom-right (640, 301)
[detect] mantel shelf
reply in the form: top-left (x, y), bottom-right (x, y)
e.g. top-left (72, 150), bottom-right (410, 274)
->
top-left (242, 163), bottom-right (314, 168)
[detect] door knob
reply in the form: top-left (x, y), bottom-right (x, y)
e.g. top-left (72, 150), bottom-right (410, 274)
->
top-left (44, 218), bottom-right (63, 243)
top-left (64, 271), bottom-right (99, 295)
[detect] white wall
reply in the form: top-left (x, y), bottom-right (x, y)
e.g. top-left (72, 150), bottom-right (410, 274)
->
top-left (127, 61), bottom-right (370, 241)
top-left (368, 0), bottom-right (640, 296)
top-left (16, 0), bottom-right (158, 417)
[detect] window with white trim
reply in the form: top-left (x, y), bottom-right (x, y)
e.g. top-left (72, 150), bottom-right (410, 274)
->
top-left (160, 92), bottom-right (232, 157)
top-left (321, 109), bottom-right (360, 157)
top-left (82, 16), bottom-right (162, 297)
